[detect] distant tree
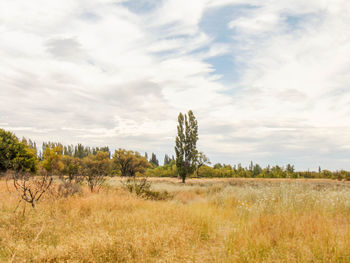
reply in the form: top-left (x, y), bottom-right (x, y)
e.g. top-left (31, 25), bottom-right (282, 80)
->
top-left (252, 164), bottom-right (262, 177)
top-left (286, 164), bottom-right (295, 174)
top-left (175, 110), bottom-right (198, 183)
top-left (62, 156), bottom-right (83, 183)
top-left (149, 153), bottom-right (159, 166)
top-left (270, 165), bottom-right (284, 178)
top-left (163, 154), bottom-right (171, 166)
top-left (63, 145), bottom-right (74, 156)
top-left (92, 147), bottom-right (98, 156)
top-left (0, 129), bottom-right (37, 173)
top-left (82, 151), bottom-right (111, 192)
top-left (231, 165), bottom-right (235, 172)
top-left (113, 149), bottom-right (151, 177)
top-left (321, 170), bottom-right (332, 178)
top-left (41, 145), bottom-right (64, 175)
top-left (194, 152), bottom-right (210, 177)
top-left (249, 161), bottom-right (254, 172)
top-left (22, 137), bottom-right (37, 155)
top-left (213, 163), bottom-right (222, 169)
top-left (99, 146), bottom-right (110, 158)
top-left (74, 143), bottom-right (90, 159)
top-left (92, 146), bottom-right (110, 157)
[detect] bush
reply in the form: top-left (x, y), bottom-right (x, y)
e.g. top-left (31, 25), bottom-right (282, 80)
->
top-left (57, 181), bottom-right (82, 198)
top-left (121, 177), bottom-right (172, 200)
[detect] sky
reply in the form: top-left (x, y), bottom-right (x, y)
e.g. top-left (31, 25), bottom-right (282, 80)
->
top-left (0, 0), bottom-right (350, 170)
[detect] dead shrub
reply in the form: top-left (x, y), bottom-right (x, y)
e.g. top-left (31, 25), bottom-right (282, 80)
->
top-left (7, 170), bottom-right (53, 210)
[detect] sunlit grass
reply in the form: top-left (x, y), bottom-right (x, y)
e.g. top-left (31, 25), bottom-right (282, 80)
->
top-left (1, 179), bottom-right (350, 262)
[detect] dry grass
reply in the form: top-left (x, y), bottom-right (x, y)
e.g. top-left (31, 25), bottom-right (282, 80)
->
top-left (1, 178), bottom-right (350, 262)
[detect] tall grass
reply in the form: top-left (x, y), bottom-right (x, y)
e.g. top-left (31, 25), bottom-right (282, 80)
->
top-left (1, 179), bottom-right (350, 262)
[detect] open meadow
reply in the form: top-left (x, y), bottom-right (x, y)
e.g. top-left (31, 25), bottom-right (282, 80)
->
top-left (1, 178), bottom-right (350, 262)
top-left (2, 0), bottom-right (350, 261)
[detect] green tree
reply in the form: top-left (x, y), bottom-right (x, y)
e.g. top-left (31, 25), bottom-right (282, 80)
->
top-left (213, 163), bottom-right (222, 169)
top-left (74, 143), bottom-right (90, 159)
top-left (63, 145), bottom-right (74, 156)
top-left (163, 154), bottom-right (171, 166)
top-left (62, 155), bottom-right (83, 182)
top-left (0, 129), bottom-right (37, 173)
top-left (249, 161), bottom-right (254, 172)
top-left (194, 152), bottom-right (210, 177)
top-left (175, 110), bottom-right (198, 183)
top-left (149, 153), bottom-right (159, 167)
top-left (113, 149), bottom-right (151, 177)
top-left (286, 164), bottom-right (295, 173)
top-left (82, 151), bottom-right (111, 192)
top-left (252, 164), bottom-right (262, 177)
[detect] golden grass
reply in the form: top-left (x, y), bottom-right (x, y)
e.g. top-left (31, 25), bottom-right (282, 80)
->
top-left (1, 178), bottom-right (350, 262)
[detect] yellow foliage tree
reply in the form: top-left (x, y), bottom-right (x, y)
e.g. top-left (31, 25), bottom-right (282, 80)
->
top-left (41, 146), bottom-right (64, 175)
top-left (113, 149), bottom-right (151, 177)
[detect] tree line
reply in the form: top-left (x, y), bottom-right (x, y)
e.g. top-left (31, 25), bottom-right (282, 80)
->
top-left (3, 111), bottom-right (349, 210)
top-left (1, 108), bottom-right (350, 185)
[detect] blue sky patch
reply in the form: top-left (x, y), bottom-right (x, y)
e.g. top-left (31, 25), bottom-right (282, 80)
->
top-left (199, 4), bottom-right (257, 42)
top-left (122, 0), bottom-right (162, 14)
top-left (205, 55), bottom-right (241, 85)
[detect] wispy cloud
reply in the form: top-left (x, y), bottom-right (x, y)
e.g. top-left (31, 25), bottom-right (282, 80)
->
top-left (0, 0), bottom-right (349, 169)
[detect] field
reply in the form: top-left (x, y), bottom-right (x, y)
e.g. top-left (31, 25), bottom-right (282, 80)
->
top-left (1, 178), bottom-right (350, 262)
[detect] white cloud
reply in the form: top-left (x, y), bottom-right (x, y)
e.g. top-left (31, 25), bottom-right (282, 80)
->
top-left (229, 12), bottom-right (281, 34)
top-left (0, 0), bottom-right (349, 169)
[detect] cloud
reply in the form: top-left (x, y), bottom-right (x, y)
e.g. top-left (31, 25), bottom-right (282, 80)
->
top-left (46, 37), bottom-right (86, 61)
top-left (0, 0), bottom-right (349, 169)
top-left (229, 11), bottom-right (282, 34)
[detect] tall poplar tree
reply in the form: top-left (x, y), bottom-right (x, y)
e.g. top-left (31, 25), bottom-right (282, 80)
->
top-left (163, 154), bottom-right (171, 165)
top-left (149, 153), bottom-right (159, 166)
top-left (175, 110), bottom-right (198, 183)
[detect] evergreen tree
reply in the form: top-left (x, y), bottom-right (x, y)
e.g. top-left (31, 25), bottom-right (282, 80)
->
top-left (249, 161), bottom-right (253, 171)
top-left (74, 143), bottom-right (89, 159)
top-left (64, 145), bottom-right (73, 156)
top-left (252, 164), bottom-right (262, 177)
top-left (149, 153), bottom-right (159, 166)
top-left (175, 110), bottom-right (198, 183)
top-left (286, 164), bottom-right (295, 173)
top-left (164, 154), bottom-right (171, 165)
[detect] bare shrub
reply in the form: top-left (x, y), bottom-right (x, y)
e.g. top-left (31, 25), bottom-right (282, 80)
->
top-left (8, 170), bottom-right (53, 209)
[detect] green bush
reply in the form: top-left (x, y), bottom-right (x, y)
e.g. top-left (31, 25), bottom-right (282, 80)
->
top-left (121, 177), bottom-right (172, 200)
